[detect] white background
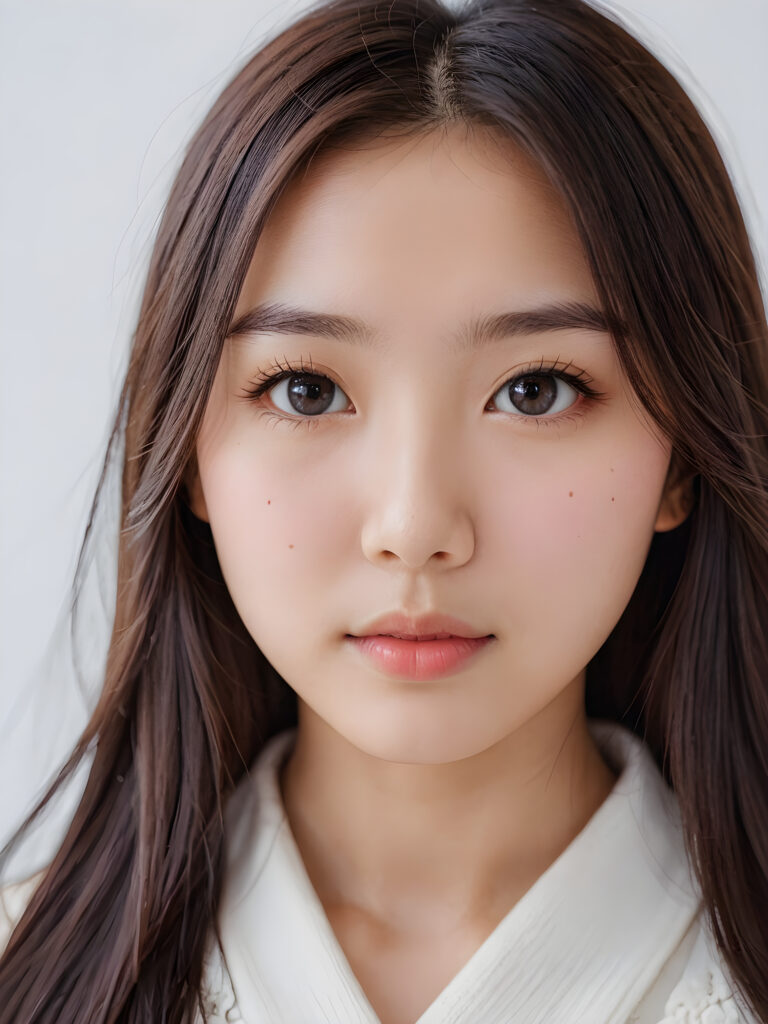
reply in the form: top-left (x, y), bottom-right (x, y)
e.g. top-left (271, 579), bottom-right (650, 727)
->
top-left (1, 0), bottom-right (766, 876)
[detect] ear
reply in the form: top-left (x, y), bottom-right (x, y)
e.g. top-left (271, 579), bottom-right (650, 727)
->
top-left (181, 452), bottom-right (210, 523)
top-left (654, 456), bottom-right (697, 533)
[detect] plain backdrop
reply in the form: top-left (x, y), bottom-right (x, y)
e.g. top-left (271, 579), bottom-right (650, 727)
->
top-left (1, 0), bottom-right (766, 877)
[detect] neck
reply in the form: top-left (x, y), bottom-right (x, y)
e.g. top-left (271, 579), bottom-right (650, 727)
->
top-left (280, 683), bottom-right (618, 934)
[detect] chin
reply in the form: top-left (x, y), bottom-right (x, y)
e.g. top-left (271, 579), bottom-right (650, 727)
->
top-left (334, 707), bottom-right (512, 766)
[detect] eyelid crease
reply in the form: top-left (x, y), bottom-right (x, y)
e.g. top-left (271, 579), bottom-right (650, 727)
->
top-left (237, 354), bottom-right (609, 428)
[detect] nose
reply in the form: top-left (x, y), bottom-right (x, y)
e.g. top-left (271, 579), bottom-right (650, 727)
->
top-left (359, 413), bottom-right (476, 571)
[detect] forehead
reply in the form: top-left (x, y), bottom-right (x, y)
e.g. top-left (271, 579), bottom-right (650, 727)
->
top-left (238, 123), bottom-right (598, 321)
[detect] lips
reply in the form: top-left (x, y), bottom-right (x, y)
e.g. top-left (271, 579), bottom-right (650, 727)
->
top-left (346, 633), bottom-right (494, 680)
top-left (350, 611), bottom-right (493, 641)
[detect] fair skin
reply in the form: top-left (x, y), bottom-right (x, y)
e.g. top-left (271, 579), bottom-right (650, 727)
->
top-left (187, 123), bottom-right (690, 1024)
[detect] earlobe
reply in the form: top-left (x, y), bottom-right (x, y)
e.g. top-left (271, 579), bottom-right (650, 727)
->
top-left (181, 454), bottom-right (210, 523)
top-left (654, 469), bottom-right (697, 533)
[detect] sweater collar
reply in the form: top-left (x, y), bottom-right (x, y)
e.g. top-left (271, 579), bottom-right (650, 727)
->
top-left (217, 719), bottom-right (702, 1024)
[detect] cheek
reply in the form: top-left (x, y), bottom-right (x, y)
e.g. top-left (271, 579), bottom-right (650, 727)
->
top-left (484, 417), bottom-right (670, 659)
top-left (197, 425), bottom-right (349, 652)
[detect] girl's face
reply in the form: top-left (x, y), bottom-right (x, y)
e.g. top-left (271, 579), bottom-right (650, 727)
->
top-left (189, 125), bottom-right (685, 764)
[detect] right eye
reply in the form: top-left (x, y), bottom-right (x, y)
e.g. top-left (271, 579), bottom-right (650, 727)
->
top-left (243, 359), bottom-right (352, 421)
top-left (267, 371), bottom-right (350, 417)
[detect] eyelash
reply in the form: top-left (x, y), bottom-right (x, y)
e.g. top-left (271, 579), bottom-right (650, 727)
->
top-left (240, 354), bottom-right (608, 431)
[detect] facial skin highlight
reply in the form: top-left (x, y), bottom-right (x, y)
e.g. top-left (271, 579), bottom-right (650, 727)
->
top-left (186, 124), bottom-right (690, 1009)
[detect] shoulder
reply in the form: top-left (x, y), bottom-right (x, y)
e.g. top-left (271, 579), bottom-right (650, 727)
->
top-left (656, 919), bottom-right (761, 1024)
top-left (0, 869), bottom-right (46, 956)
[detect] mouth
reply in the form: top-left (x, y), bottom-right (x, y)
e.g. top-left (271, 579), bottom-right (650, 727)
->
top-left (347, 632), bottom-right (495, 641)
top-left (344, 632), bottom-right (496, 680)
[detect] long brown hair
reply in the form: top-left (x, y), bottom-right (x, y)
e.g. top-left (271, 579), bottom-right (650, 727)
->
top-left (1, 0), bottom-right (766, 1020)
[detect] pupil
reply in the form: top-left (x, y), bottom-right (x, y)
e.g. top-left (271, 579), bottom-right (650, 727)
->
top-left (288, 373), bottom-right (334, 415)
top-left (512, 374), bottom-right (556, 415)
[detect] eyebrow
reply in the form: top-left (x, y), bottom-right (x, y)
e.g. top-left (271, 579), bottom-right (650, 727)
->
top-left (226, 299), bottom-right (614, 353)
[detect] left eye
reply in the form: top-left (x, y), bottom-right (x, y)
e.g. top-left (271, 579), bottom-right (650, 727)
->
top-left (490, 372), bottom-right (579, 417)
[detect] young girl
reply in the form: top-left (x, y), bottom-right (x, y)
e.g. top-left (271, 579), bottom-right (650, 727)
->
top-left (1, 0), bottom-right (766, 1021)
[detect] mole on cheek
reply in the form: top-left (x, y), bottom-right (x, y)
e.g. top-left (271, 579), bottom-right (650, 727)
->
top-left (568, 490), bottom-right (574, 497)
top-left (289, 544), bottom-right (294, 549)
top-left (267, 500), bottom-right (271, 505)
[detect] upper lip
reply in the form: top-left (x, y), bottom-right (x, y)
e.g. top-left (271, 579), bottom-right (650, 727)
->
top-left (349, 611), bottom-right (493, 640)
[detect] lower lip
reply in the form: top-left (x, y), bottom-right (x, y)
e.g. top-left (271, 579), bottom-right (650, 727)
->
top-left (346, 634), bottom-right (494, 681)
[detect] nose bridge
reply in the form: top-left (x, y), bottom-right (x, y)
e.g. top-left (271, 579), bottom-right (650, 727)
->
top-left (385, 379), bottom-right (466, 491)
top-left (360, 390), bottom-right (474, 568)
